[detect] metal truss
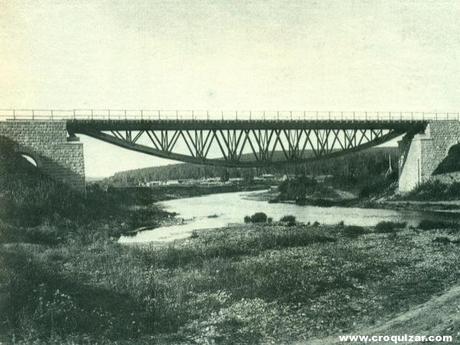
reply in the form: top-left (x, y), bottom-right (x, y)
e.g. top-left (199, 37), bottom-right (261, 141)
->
top-left (69, 120), bottom-right (426, 167)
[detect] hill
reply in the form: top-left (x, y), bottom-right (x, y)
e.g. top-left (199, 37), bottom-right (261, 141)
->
top-left (102, 147), bottom-right (398, 187)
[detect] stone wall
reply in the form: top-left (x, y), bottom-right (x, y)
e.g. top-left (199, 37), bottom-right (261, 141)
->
top-left (0, 121), bottom-right (85, 191)
top-left (398, 121), bottom-right (460, 193)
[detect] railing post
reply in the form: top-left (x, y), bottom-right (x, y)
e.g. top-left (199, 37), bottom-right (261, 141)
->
top-left (124, 110), bottom-right (127, 120)
top-left (51, 110), bottom-right (54, 120)
top-left (91, 109), bottom-right (94, 120)
top-left (32, 110), bottom-right (35, 120)
top-left (249, 111), bottom-right (252, 121)
top-left (353, 112), bottom-right (355, 122)
top-left (290, 111), bottom-right (293, 120)
top-left (158, 110), bottom-right (161, 120)
top-left (207, 110), bottom-right (209, 120)
top-left (303, 111), bottom-right (306, 120)
top-left (277, 111), bottom-right (280, 121)
top-left (141, 110), bottom-right (144, 120)
top-left (221, 111), bottom-right (224, 121)
top-left (328, 111), bottom-right (331, 121)
top-left (13, 109), bottom-right (16, 120)
top-left (235, 111), bottom-right (238, 120)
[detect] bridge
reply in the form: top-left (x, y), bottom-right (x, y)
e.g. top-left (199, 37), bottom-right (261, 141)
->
top-left (1, 109), bottom-right (460, 193)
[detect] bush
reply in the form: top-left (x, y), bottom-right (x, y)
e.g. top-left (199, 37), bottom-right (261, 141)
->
top-left (280, 215), bottom-right (296, 226)
top-left (243, 213), bottom-right (268, 224)
top-left (418, 219), bottom-right (456, 230)
top-left (405, 180), bottom-right (460, 201)
top-left (343, 225), bottom-right (366, 237)
top-left (250, 212), bottom-right (268, 223)
top-left (375, 221), bottom-right (406, 233)
top-left (359, 173), bottom-right (397, 198)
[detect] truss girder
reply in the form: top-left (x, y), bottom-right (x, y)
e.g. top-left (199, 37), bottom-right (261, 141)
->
top-left (75, 126), bottom-right (420, 167)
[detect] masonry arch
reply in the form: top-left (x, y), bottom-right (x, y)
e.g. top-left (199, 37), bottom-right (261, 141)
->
top-left (19, 152), bottom-right (39, 167)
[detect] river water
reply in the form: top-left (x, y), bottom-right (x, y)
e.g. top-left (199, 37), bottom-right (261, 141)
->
top-left (119, 190), bottom-right (460, 244)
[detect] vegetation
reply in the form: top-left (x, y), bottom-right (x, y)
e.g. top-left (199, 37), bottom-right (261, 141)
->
top-left (418, 219), bottom-right (456, 230)
top-left (102, 147), bottom-right (397, 188)
top-left (244, 212), bottom-right (268, 224)
top-left (279, 215), bottom-right (296, 226)
top-left (405, 180), bottom-right (460, 201)
top-left (3, 221), bottom-right (460, 344)
top-left (375, 221), bottom-right (407, 233)
top-left (342, 225), bottom-right (367, 237)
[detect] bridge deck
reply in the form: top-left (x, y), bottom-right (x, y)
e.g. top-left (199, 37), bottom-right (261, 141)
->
top-left (66, 119), bottom-right (427, 132)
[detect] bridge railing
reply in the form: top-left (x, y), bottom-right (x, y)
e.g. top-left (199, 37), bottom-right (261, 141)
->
top-left (0, 109), bottom-right (459, 122)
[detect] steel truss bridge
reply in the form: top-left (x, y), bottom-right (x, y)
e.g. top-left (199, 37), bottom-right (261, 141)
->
top-left (0, 109), bottom-right (444, 167)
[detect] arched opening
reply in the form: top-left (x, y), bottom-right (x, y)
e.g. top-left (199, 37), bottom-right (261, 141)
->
top-left (20, 153), bottom-right (38, 168)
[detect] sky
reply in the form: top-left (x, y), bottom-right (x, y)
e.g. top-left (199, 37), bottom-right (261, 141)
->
top-left (1, 0), bottom-right (460, 177)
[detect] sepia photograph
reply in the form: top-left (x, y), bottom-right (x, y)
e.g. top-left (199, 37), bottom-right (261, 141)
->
top-left (1, 1), bottom-right (460, 344)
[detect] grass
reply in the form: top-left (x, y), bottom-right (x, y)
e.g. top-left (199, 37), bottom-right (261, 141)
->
top-left (2, 224), bottom-right (460, 344)
top-left (405, 180), bottom-right (460, 201)
top-left (418, 219), bottom-right (457, 230)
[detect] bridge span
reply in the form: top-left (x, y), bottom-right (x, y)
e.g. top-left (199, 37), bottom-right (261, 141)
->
top-left (1, 109), bottom-right (459, 193)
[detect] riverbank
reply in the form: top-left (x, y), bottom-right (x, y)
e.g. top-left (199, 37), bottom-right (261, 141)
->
top-left (260, 185), bottom-right (460, 214)
top-left (3, 220), bottom-right (460, 344)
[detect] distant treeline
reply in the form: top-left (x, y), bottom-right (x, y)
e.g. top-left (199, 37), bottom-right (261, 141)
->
top-left (101, 147), bottom-right (399, 188)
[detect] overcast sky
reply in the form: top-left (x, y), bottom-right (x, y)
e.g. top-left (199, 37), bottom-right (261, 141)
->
top-left (1, 1), bottom-right (460, 177)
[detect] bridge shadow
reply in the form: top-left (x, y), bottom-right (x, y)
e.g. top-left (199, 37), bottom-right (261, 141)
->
top-left (433, 143), bottom-right (460, 175)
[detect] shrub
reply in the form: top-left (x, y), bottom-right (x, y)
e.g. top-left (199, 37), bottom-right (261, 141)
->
top-left (280, 215), bottom-right (296, 226)
top-left (359, 173), bottom-right (397, 198)
top-left (405, 180), bottom-right (460, 201)
top-left (250, 212), bottom-right (268, 223)
top-left (343, 225), bottom-right (366, 237)
top-left (312, 221), bottom-right (320, 227)
top-left (375, 221), bottom-right (406, 233)
top-left (418, 219), bottom-right (456, 230)
top-left (243, 213), bottom-right (269, 224)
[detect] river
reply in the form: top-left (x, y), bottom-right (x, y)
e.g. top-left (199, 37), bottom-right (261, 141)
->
top-left (119, 190), bottom-right (460, 244)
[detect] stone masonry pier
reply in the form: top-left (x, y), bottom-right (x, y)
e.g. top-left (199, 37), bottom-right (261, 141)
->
top-left (398, 121), bottom-right (460, 193)
top-left (0, 121), bottom-right (85, 192)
